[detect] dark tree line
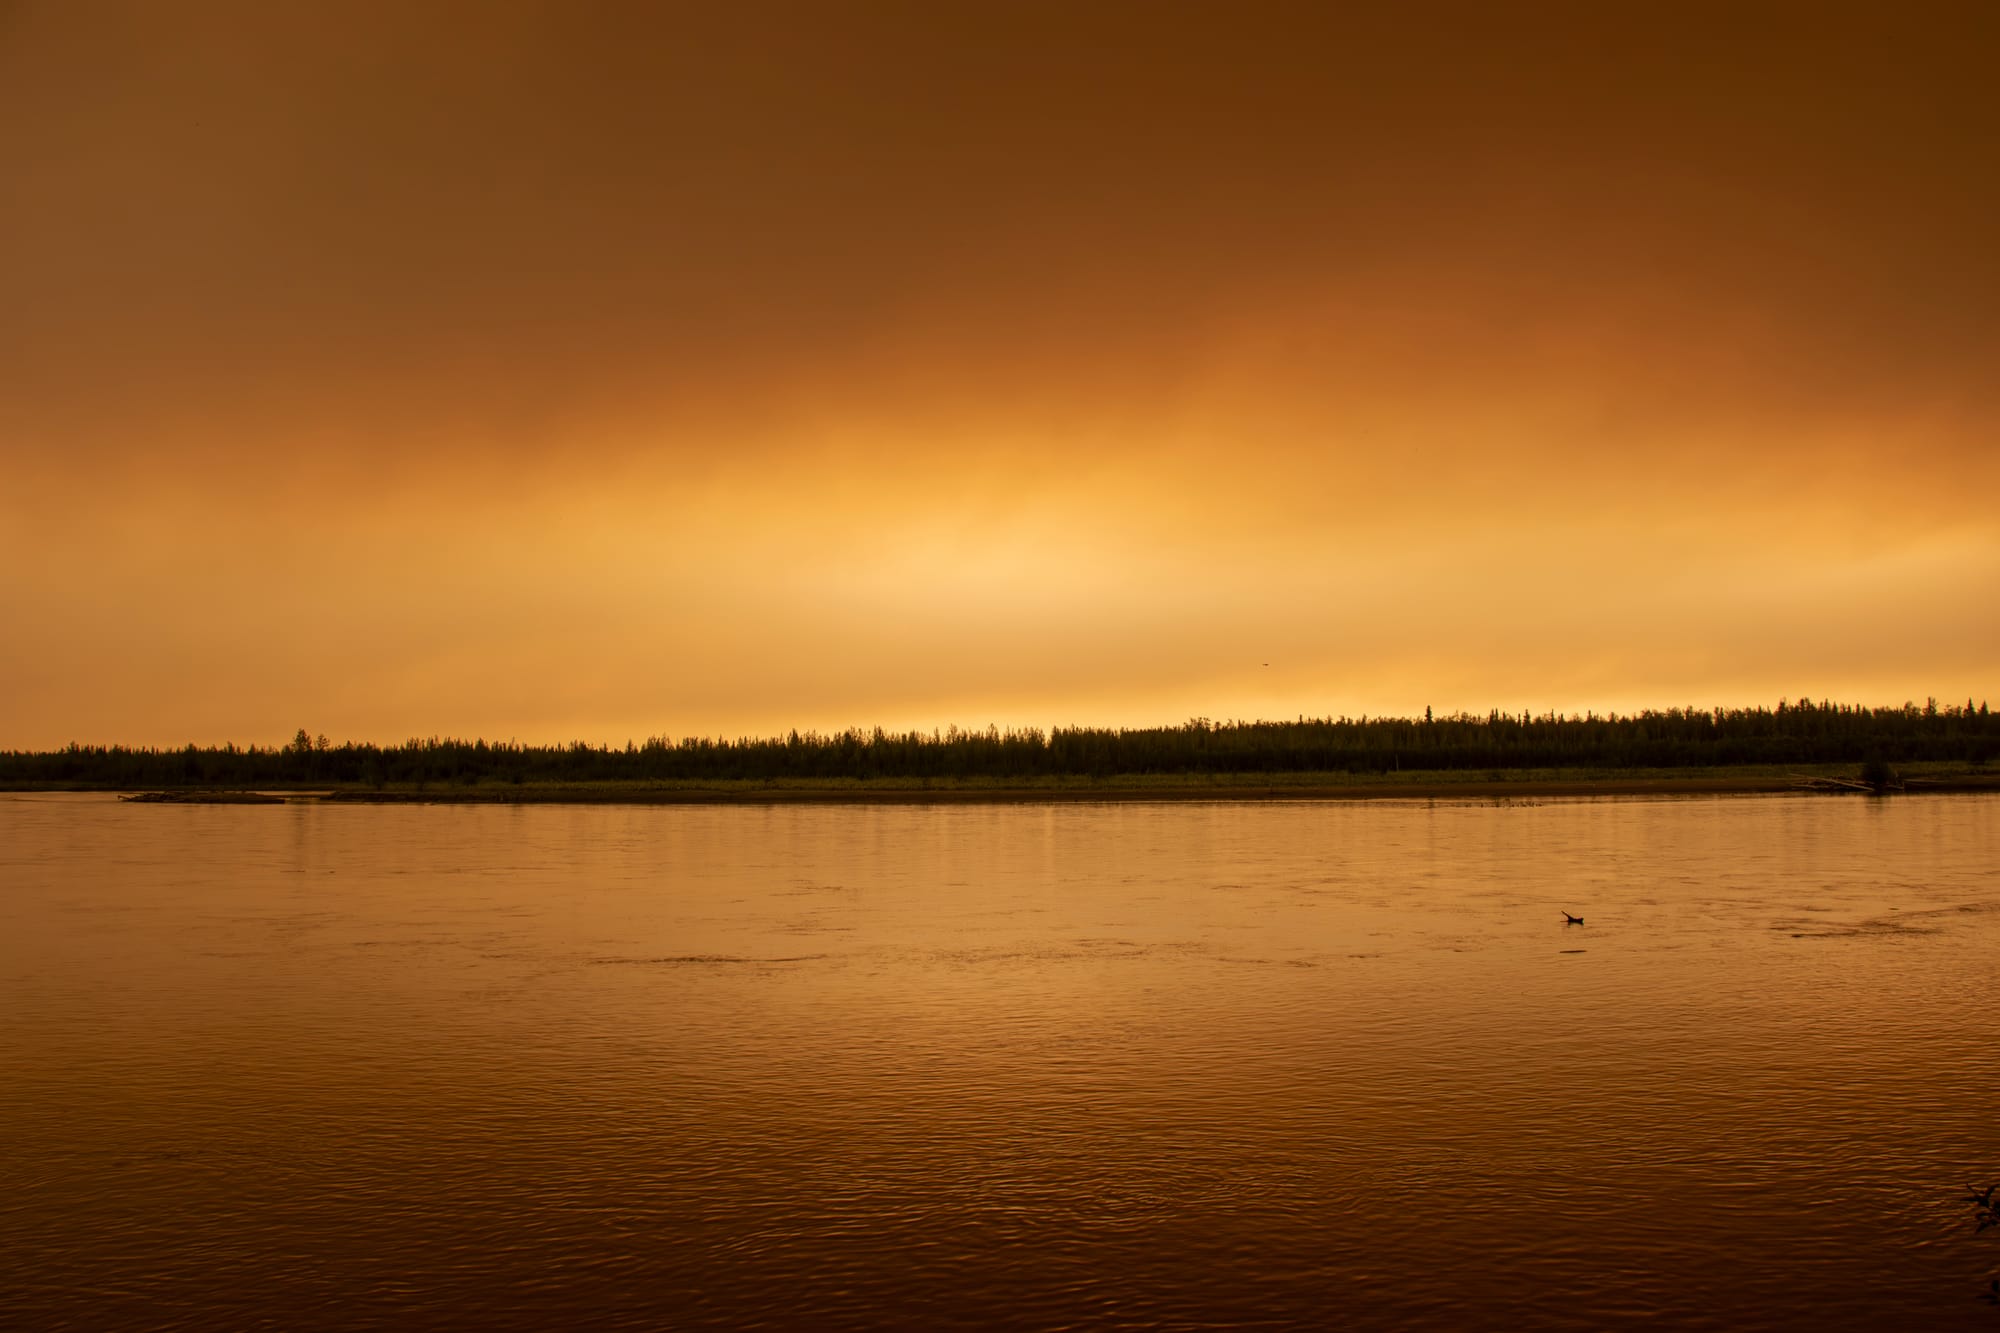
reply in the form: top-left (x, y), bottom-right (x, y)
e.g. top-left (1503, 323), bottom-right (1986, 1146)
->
top-left (3, 698), bottom-right (1992, 789)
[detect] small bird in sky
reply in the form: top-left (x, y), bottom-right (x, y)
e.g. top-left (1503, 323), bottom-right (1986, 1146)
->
top-left (1562, 911), bottom-right (1584, 925)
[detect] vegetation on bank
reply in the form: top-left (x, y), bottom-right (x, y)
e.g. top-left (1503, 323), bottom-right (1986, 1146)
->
top-left (4, 697), bottom-right (1992, 791)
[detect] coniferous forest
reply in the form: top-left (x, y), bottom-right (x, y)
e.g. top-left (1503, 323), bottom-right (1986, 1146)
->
top-left (2, 698), bottom-right (1992, 790)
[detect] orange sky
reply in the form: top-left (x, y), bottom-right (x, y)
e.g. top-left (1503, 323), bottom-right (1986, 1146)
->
top-left (2, 1), bottom-right (1995, 749)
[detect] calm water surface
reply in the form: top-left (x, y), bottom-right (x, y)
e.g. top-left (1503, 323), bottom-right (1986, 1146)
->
top-left (2, 793), bottom-right (1996, 1329)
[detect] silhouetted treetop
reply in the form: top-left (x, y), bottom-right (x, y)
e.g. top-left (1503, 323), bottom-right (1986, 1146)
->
top-left (4, 698), bottom-right (1992, 788)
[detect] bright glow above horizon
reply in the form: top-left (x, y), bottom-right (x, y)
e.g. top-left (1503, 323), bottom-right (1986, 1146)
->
top-left (1, 2), bottom-right (1994, 749)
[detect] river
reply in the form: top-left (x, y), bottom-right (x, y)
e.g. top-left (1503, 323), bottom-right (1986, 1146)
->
top-left (3, 792), bottom-right (1996, 1328)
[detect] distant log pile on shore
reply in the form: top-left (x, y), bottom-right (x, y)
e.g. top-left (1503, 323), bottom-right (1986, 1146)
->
top-left (1789, 774), bottom-right (1889, 794)
top-left (121, 790), bottom-right (288, 804)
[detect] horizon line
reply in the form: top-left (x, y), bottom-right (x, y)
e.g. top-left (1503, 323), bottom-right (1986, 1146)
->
top-left (12, 693), bottom-right (1991, 755)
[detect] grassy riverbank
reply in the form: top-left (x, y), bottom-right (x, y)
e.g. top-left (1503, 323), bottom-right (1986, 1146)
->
top-left (93, 762), bottom-right (2000, 804)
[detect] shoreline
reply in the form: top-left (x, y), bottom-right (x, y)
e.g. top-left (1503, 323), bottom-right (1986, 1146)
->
top-left (75, 766), bottom-right (2000, 805)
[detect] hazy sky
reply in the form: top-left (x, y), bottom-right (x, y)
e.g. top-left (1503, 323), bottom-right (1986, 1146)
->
top-left (3, 1), bottom-right (1995, 748)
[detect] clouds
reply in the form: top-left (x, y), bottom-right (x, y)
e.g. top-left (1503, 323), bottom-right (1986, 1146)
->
top-left (2, 2), bottom-right (1994, 745)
